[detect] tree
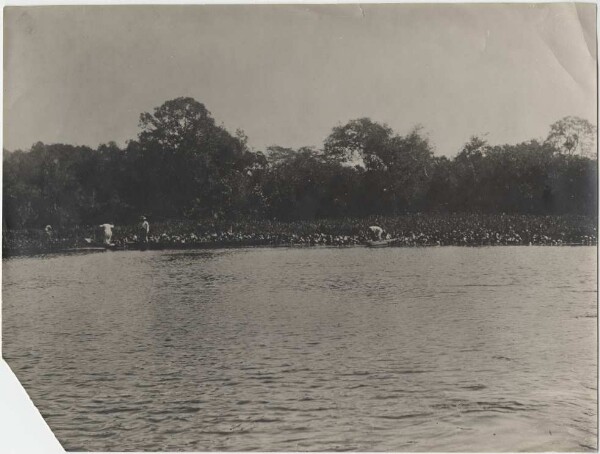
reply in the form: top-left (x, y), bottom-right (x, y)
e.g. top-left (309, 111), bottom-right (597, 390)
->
top-left (324, 118), bottom-right (393, 169)
top-left (545, 116), bottom-right (597, 157)
top-left (134, 97), bottom-right (258, 219)
top-left (324, 120), bottom-right (435, 213)
top-left (138, 97), bottom-right (217, 152)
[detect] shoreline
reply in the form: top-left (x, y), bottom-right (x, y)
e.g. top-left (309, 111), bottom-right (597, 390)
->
top-left (3, 213), bottom-right (597, 258)
top-left (3, 239), bottom-right (596, 259)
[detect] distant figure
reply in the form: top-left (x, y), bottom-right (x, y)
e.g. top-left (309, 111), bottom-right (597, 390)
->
top-left (140, 216), bottom-right (150, 244)
top-left (44, 225), bottom-right (53, 240)
top-left (368, 225), bottom-right (384, 241)
top-left (99, 223), bottom-right (115, 245)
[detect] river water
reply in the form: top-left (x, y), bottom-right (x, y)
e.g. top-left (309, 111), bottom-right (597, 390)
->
top-left (2, 247), bottom-right (597, 451)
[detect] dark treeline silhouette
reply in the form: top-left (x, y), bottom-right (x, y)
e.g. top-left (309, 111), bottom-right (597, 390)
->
top-left (3, 97), bottom-right (597, 229)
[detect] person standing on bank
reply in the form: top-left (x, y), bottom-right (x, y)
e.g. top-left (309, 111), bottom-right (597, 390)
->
top-left (44, 225), bottom-right (53, 241)
top-left (140, 216), bottom-right (150, 244)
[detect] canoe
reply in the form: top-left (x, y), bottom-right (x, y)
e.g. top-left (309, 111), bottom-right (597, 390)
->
top-left (57, 247), bottom-right (107, 253)
top-left (105, 243), bottom-right (146, 251)
top-left (365, 239), bottom-right (396, 248)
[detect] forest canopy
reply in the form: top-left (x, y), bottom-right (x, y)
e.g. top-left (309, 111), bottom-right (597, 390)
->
top-left (3, 97), bottom-right (597, 229)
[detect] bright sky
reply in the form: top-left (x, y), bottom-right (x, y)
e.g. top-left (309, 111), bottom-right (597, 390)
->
top-left (3, 3), bottom-right (597, 156)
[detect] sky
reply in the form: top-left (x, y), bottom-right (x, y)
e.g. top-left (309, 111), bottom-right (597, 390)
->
top-left (3, 3), bottom-right (597, 156)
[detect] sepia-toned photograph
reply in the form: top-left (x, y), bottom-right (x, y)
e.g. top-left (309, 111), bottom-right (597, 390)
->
top-left (2, 3), bottom-right (597, 452)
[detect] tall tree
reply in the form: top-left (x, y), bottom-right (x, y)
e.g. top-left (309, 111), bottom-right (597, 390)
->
top-left (138, 97), bottom-right (217, 152)
top-left (324, 119), bottom-right (435, 213)
top-left (545, 116), bottom-right (597, 157)
top-left (133, 97), bottom-right (257, 219)
top-left (324, 118), bottom-right (393, 169)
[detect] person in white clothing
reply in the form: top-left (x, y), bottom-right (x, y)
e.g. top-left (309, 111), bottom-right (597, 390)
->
top-left (99, 223), bottom-right (115, 245)
top-left (44, 225), bottom-right (53, 239)
top-left (368, 225), bottom-right (384, 241)
top-left (140, 216), bottom-right (150, 243)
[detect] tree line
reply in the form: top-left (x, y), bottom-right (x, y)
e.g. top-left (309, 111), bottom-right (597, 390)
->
top-left (3, 97), bottom-right (597, 229)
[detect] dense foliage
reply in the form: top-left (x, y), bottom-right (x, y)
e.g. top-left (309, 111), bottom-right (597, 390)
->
top-left (3, 97), bottom-right (597, 229)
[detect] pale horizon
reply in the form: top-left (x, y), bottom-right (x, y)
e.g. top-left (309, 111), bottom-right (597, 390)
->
top-left (4, 3), bottom-right (597, 156)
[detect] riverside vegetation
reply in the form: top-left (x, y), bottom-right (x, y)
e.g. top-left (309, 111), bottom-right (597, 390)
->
top-left (3, 214), bottom-right (596, 256)
top-left (3, 98), bottom-right (597, 256)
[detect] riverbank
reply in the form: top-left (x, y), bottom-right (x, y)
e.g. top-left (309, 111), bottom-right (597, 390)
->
top-left (2, 214), bottom-right (597, 257)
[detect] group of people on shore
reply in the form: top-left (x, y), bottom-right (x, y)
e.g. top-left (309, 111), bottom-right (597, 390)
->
top-left (97, 216), bottom-right (149, 246)
top-left (3, 213), bottom-right (596, 256)
top-left (104, 215), bottom-right (595, 249)
top-left (91, 219), bottom-right (392, 248)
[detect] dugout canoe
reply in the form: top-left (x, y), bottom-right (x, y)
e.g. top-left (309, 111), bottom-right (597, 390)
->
top-left (365, 239), bottom-right (396, 248)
